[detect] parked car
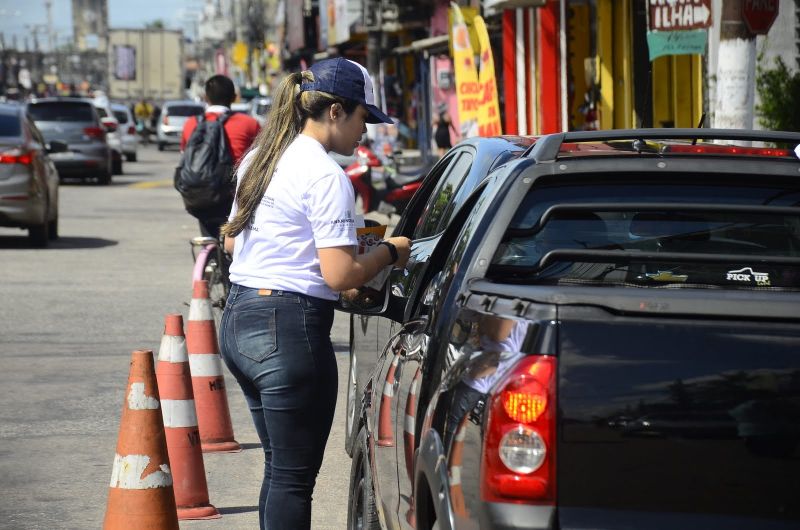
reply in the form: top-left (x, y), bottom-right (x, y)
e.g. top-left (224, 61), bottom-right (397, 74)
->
top-left (343, 129), bottom-right (800, 530)
top-left (92, 96), bottom-right (123, 175)
top-left (249, 96), bottom-right (272, 127)
top-left (156, 100), bottom-right (204, 151)
top-left (26, 97), bottom-right (113, 185)
top-left (111, 103), bottom-right (138, 162)
top-left (0, 103), bottom-right (64, 246)
top-left (230, 101), bottom-right (251, 115)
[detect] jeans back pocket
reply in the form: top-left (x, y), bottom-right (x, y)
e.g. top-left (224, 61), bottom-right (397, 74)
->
top-left (233, 307), bottom-right (278, 362)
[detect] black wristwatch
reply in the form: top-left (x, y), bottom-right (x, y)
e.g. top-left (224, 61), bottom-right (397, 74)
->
top-left (378, 240), bottom-right (398, 265)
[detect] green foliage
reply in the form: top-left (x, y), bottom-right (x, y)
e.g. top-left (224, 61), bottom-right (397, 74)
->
top-left (756, 56), bottom-right (800, 132)
top-left (145, 20), bottom-right (166, 30)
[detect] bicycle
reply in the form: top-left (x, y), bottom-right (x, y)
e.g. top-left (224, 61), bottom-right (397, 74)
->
top-left (190, 235), bottom-right (231, 331)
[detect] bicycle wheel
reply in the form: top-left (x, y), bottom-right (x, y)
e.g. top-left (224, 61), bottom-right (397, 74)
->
top-left (193, 244), bottom-right (229, 331)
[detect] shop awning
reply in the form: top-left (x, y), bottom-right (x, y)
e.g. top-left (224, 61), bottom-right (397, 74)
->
top-left (484, 0), bottom-right (546, 15)
top-left (392, 34), bottom-right (449, 55)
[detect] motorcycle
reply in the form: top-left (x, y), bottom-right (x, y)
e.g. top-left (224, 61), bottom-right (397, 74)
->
top-left (345, 145), bottom-right (427, 216)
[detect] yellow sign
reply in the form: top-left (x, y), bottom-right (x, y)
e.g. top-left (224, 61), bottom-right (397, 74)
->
top-left (450, 3), bottom-right (480, 138)
top-left (448, 5), bottom-right (480, 61)
top-left (474, 16), bottom-right (502, 137)
top-left (232, 41), bottom-right (248, 69)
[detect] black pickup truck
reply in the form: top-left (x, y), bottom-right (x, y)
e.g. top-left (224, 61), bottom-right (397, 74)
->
top-left (344, 129), bottom-right (800, 530)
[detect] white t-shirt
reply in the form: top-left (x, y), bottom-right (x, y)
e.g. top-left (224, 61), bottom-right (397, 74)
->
top-left (228, 134), bottom-right (358, 300)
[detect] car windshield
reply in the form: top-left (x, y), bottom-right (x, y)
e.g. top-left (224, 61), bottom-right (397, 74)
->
top-left (0, 114), bottom-right (21, 136)
top-left (113, 110), bottom-right (129, 123)
top-left (488, 177), bottom-right (800, 290)
top-left (167, 105), bottom-right (203, 117)
top-left (28, 102), bottom-right (95, 122)
top-left (95, 107), bottom-right (108, 118)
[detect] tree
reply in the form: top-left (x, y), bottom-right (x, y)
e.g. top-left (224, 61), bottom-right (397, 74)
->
top-left (756, 56), bottom-right (800, 132)
top-left (145, 19), bottom-right (166, 30)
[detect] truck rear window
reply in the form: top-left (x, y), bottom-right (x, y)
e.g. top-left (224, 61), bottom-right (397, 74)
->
top-left (28, 102), bottom-right (95, 122)
top-left (166, 105), bottom-right (203, 117)
top-left (489, 178), bottom-right (800, 290)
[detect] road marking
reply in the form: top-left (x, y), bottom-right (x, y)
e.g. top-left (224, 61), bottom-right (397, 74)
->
top-left (129, 179), bottom-right (173, 189)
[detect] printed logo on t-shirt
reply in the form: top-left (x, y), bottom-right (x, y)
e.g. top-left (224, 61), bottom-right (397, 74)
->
top-left (261, 195), bottom-right (275, 208)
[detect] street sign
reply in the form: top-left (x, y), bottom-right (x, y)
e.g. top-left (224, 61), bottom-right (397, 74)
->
top-left (649, 0), bottom-right (712, 32)
top-left (742, 0), bottom-right (779, 35)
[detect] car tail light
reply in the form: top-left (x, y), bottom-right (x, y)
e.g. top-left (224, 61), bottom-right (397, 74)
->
top-left (163, 115), bottom-right (169, 125)
top-left (84, 126), bottom-right (106, 140)
top-left (128, 125), bottom-right (136, 135)
top-left (0, 148), bottom-right (33, 165)
top-left (665, 144), bottom-right (792, 157)
top-left (481, 355), bottom-right (556, 504)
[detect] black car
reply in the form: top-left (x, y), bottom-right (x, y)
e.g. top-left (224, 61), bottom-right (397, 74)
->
top-left (344, 135), bottom-right (536, 457)
top-left (343, 129), bottom-right (800, 530)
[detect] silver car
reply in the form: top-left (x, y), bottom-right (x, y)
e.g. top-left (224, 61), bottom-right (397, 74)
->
top-left (156, 100), bottom-right (204, 151)
top-left (250, 96), bottom-right (272, 127)
top-left (27, 98), bottom-right (113, 185)
top-left (0, 103), bottom-right (63, 246)
top-left (111, 103), bottom-right (138, 162)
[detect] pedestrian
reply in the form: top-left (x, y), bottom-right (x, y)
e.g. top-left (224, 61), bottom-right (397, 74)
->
top-left (218, 58), bottom-right (411, 530)
top-left (180, 75), bottom-right (260, 239)
top-left (433, 108), bottom-right (458, 156)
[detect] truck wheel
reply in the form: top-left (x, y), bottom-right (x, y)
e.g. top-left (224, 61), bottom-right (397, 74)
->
top-left (157, 142), bottom-right (165, 151)
top-left (345, 350), bottom-right (359, 456)
top-left (112, 157), bottom-right (123, 175)
top-left (98, 170), bottom-right (112, 185)
top-left (347, 428), bottom-right (379, 530)
top-left (125, 152), bottom-right (137, 162)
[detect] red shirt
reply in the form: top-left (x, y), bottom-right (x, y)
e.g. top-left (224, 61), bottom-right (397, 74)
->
top-left (181, 110), bottom-right (260, 164)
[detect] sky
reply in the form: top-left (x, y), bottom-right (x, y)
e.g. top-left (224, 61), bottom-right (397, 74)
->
top-left (0, 0), bottom-right (205, 49)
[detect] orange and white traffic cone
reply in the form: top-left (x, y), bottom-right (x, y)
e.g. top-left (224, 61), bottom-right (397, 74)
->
top-left (186, 280), bottom-right (241, 453)
top-left (377, 352), bottom-right (400, 447)
top-left (156, 314), bottom-right (221, 520)
top-left (449, 417), bottom-right (469, 518)
top-left (103, 350), bottom-right (179, 530)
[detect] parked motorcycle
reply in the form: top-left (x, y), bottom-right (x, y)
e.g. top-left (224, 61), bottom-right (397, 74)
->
top-left (345, 145), bottom-right (428, 216)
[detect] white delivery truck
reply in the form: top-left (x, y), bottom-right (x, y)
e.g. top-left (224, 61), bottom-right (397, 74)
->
top-left (107, 29), bottom-right (184, 102)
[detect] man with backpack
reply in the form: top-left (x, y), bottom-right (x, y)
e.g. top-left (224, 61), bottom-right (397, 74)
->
top-left (176, 75), bottom-right (260, 239)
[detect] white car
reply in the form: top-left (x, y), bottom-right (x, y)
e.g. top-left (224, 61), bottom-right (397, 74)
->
top-left (249, 97), bottom-right (272, 127)
top-left (156, 100), bottom-right (204, 151)
top-left (111, 103), bottom-right (138, 162)
top-left (92, 95), bottom-right (123, 174)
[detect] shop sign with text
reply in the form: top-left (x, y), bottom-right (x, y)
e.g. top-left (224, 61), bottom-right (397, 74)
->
top-left (649, 0), bottom-right (712, 31)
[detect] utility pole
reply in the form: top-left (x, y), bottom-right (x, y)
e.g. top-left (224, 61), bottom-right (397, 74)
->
top-left (713, 0), bottom-right (756, 132)
top-left (45, 0), bottom-right (54, 52)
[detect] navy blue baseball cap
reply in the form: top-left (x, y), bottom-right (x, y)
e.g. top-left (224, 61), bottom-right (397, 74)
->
top-left (300, 58), bottom-right (393, 124)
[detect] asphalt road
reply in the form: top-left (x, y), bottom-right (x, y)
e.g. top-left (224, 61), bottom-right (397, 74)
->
top-left (0, 143), bottom-right (360, 529)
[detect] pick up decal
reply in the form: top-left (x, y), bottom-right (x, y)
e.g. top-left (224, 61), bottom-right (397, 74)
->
top-left (726, 267), bottom-right (771, 286)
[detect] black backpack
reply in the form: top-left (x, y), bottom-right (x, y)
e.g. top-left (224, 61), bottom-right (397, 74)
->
top-left (174, 112), bottom-right (234, 214)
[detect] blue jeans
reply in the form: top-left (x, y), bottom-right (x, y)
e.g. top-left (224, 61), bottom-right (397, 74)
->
top-left (219, 284), bottom-right (338, 530)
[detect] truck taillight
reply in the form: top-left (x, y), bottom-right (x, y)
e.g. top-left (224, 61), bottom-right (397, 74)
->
top-left (481, 355), bottom-right (556, 504)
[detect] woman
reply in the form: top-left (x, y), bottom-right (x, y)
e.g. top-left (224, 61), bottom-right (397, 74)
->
top-left (219, 58), bottom-right (411, 530)
top-left (433, 109), bottom-right (458, 156)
